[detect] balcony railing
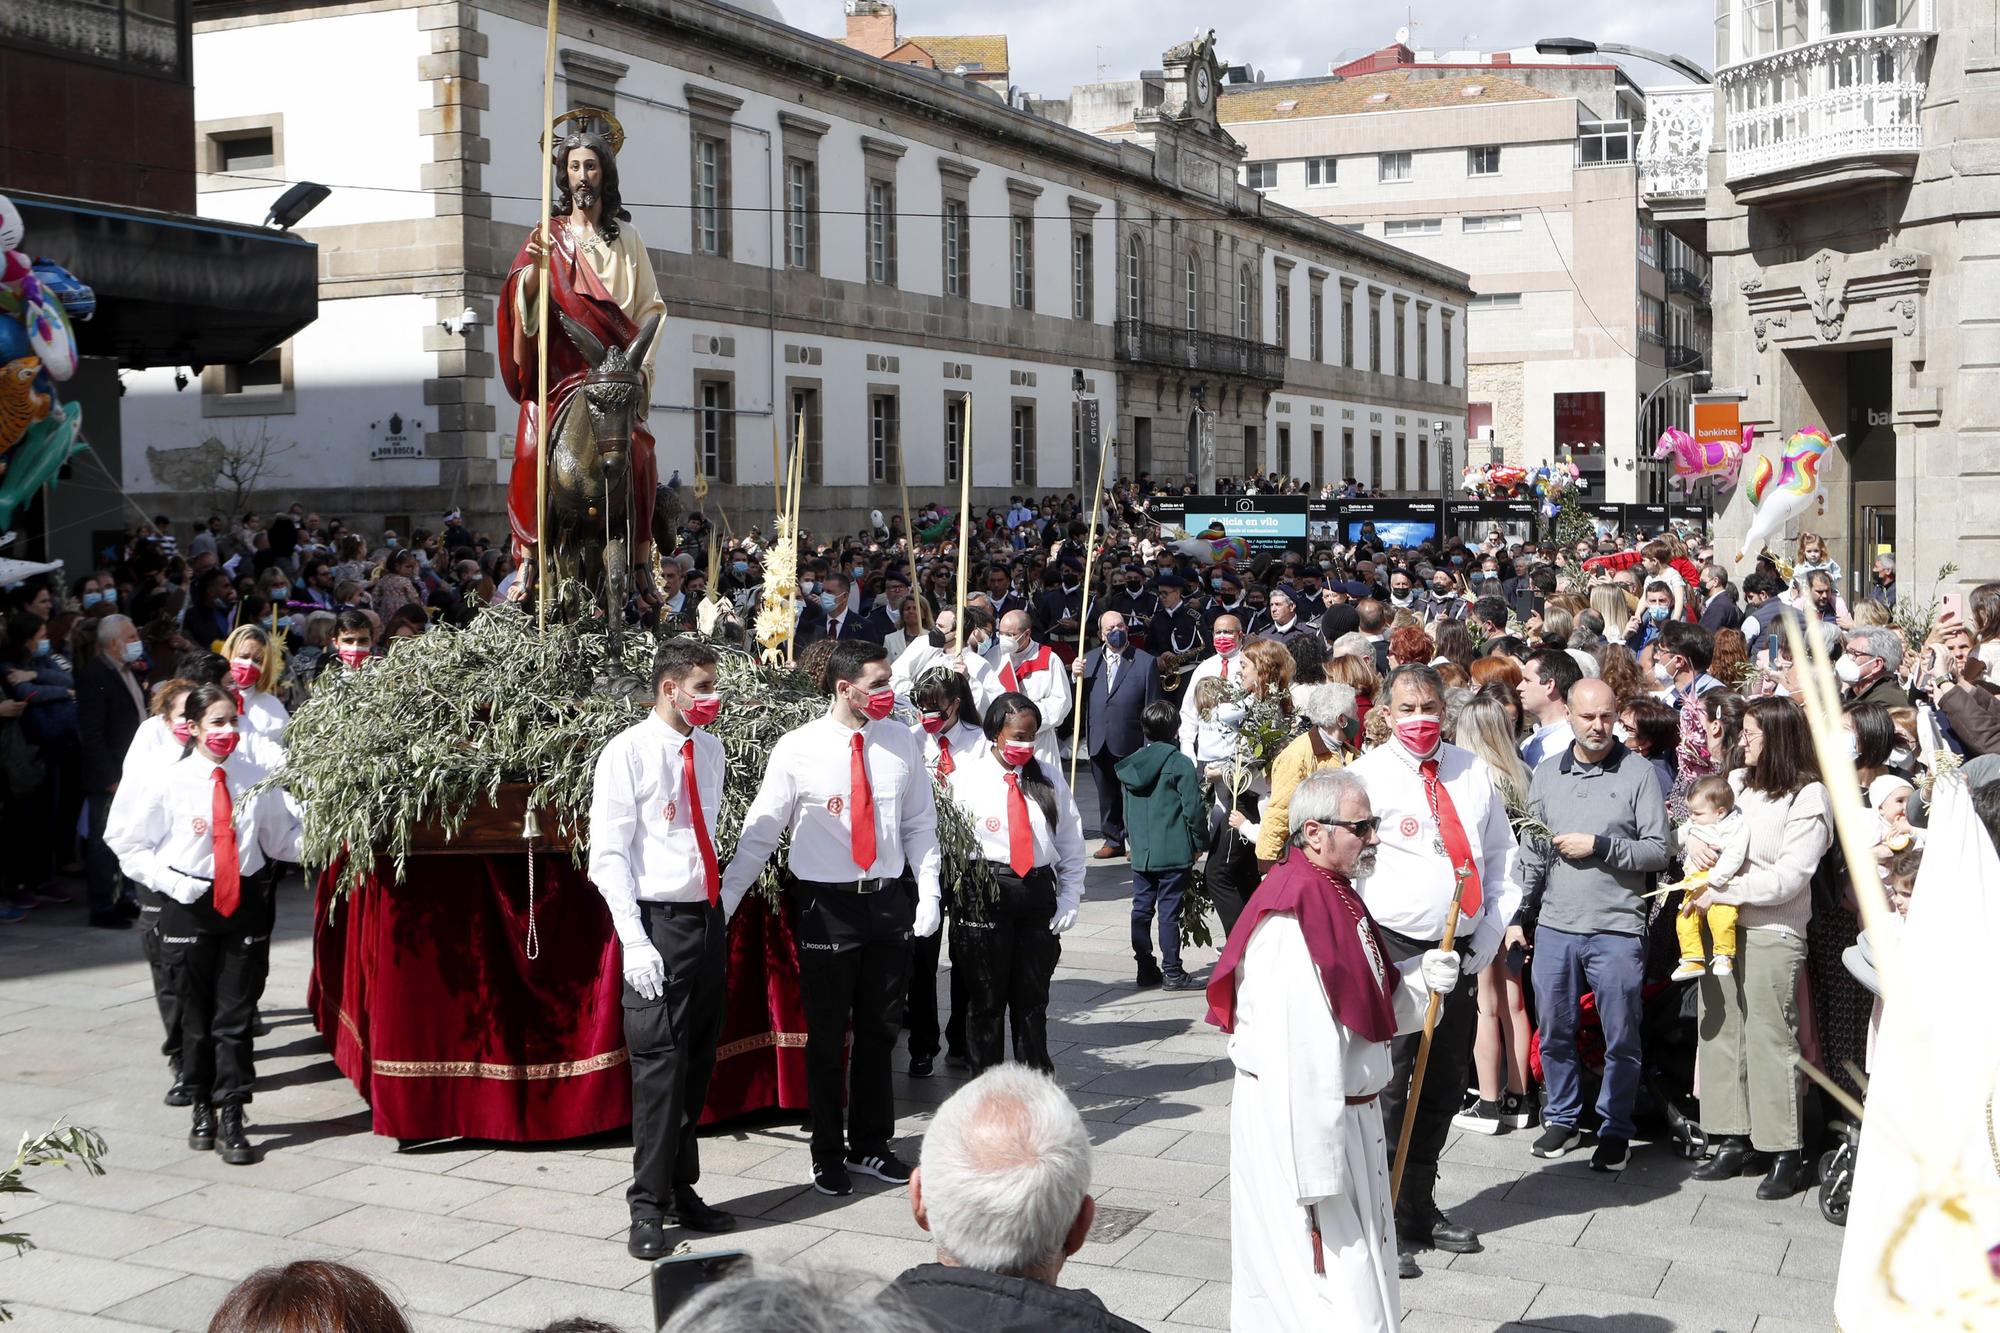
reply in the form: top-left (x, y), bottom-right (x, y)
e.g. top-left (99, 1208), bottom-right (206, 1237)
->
top-left (1666, 266), bottom-right (1710, 303)
top-left (0, 0), bottom-right (187, 78)
top-left (1114, 318), bottom-right (1286, 383)
top-left (1718, 28), bottom-right (1933, 182)
top-left (1637, 85), bottom-right (1714, 200)
top-left (1666, 343), bottom-right (1706, 370)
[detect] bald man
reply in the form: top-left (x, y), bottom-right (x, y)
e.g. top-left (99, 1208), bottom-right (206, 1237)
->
top-left (992, 608), bottom-right (1071, 765)
top-left (1072, 609), bottom-right (1161, 857)
top-left (1507, 677), bottom-right (1670, 1173)
top-left (1178, 613), bottom-right (1246, 763)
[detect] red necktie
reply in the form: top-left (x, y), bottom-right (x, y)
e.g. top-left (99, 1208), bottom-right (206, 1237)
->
top-left (1421, 758), bottom-right (1483, 918)
top-left (1219, 655), bottom-right (1230, 682)
top-left (849, 731), bottom-right (877, 870)
top-left (1003, 771), bottom-right (1034, 876)
top-left (935, 735), bottom-right (954, 776)
top-left (210, 767), bottom-right (241, 917)
top-left (682, 738), bottom-right (720, 905)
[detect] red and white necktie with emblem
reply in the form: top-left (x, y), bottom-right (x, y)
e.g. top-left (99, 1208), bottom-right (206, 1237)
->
top-left (682, 738), bottom-right (720, 905)
top-left (1421, 758), bottom-right (1484, 919)
top-left (935, 735), bottom-right (954, 776)
top-left (850, 731), bottom-right (877, 870)
top-left (210, 768), bottom-right (241, 917)
top-left (1003, 772), bottom-right (1034, 876)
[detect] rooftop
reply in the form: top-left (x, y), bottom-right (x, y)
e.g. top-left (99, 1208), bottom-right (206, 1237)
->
top-left (904, 32), bottom-right (1008, 74)
top-left (1218, 70), bottom-right (1556, 122)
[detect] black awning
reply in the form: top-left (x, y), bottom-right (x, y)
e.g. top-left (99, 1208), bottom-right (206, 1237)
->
top-left (11, 190), bottom-right (318, 370)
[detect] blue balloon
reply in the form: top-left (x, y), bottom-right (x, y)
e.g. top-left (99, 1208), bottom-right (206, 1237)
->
top-left (0, 311), bottom-right (30, 365)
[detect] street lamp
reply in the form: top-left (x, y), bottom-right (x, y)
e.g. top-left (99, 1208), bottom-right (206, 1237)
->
top-left (1534, 36), bottom-right (1713, 85)
top-left (1636, 369), bottom-right (1711, 503)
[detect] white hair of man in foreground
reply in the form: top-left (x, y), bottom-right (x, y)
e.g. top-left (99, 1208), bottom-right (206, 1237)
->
top-left (663, 1267), bottom-right (928, 1333)
top-left (911, 1063), bottom-right (1096, 1279)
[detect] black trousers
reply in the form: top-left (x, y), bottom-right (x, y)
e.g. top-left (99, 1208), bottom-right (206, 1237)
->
top-left (625, 900), bottom-right (726, 1222)
top-left (906, 889), bottom-right (966, 1061)
top-left (787, 877), bottom-right (916, 1164)
top-left (954, 865), bottom-right (1060, 1073)
top-left (84, 788), bottom-right (128, 915)
top-left (157, 880), bottom-right (274, 1107)
top-left (1377, 925), bottom-right (1478, 1226)
top-left (137, 888), bottom-right (182, 1062)
top-left (1089, 749), bottom-right (1128, 849)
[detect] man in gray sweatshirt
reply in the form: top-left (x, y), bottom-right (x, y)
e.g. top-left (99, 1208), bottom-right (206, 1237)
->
top-left (1507, 677), bottom-right (1670, 1173)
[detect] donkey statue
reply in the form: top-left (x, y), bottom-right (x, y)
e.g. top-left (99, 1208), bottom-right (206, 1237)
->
top-left (546, 309), bottom-right (661, 680)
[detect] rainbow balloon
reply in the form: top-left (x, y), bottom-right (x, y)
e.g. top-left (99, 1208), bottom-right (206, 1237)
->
top-left (1737, 427), bottom-right (1837, 563)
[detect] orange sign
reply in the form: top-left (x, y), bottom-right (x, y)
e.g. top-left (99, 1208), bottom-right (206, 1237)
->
top-left (1692, 400), bottom-right (1741, 448)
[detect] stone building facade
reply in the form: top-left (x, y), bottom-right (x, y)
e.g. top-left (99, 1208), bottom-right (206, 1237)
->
top-left (120, 2), bottom-right (1465, 539)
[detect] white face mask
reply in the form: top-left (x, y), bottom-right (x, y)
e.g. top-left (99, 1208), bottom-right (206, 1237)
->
top-left (1844, 731), bottom-right (1860, 761)
top-left (998, 634), bottom-right (1023, 658)
top-left (1653, 661), bottom-right (1674, 685)
top-left (1834, 655), bottom-right (1863, 685)
top-left (1889, 744), bottom-right (1913, 768)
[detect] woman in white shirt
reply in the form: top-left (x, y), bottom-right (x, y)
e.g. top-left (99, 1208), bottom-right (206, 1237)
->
top-left (944, 691), bottom-right (1086, 1073)
top-left (906, 669), bottom-right (985, 1075)
top-left (221, 625), bottom-right (291, 745)
top-left (105, 683), bottom-right (303, 1166)
top-left (884, 596), bottom-right (927, 661)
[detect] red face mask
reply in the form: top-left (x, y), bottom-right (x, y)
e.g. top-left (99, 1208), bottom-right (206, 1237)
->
top-left (336, 646), bottom-right (371, 668)
top-left (1394, 715), bottom-right (1443, 758)
top-left (858, 686), bottom-right (897, 722)
top-left (1213, 634), bottom-right (1238, 656)
top-left (999, 740), bottom-right (1038, 767)
top-left (680, 692), bottom-right (722, 727)
top-left (171, 720), bottom-right (193, 746)
top-left (920, 711), bottom-right (949, 734)
top-left (202, 729), bottom-right (240, 758)
top-left (229, 659), bottom-right (261, 688)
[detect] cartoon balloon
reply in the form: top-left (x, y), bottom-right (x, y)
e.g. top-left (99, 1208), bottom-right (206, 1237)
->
top-left (1737, 427), bottom-right (1837, 563)
top-left (1171, 535), bottom-right (1252, 565)
top-left (1655, 424), bottom-right (1754, 493)
top-left (869, 508), bottom-right (885, 529)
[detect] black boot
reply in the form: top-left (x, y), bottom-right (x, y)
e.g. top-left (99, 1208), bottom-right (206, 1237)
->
top-left (216, 1105), bottom-right (254, 1165)
top-left (1692, 1135), bottom-right (1767, 1180)
top-left (1755, 1150), bottom-right (1811, 1201)
top-left (188, 1103), bottom-right (215, 1152)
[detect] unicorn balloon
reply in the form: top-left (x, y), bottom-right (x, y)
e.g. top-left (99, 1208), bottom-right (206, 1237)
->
top-left (1655, 424), bottom-right (1754, 493)
top-left (1737, 427), bottom-right (1838, 563)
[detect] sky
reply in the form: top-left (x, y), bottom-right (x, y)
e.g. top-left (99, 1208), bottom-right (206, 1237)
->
top-left (792, 0), bottom-right (1718, 93)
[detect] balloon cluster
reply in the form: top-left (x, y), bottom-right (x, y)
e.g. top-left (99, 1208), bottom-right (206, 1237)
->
top-left (1461, 459), bottom-right (1588, 515)
top-left (0, 194), bottom-right (92, 528)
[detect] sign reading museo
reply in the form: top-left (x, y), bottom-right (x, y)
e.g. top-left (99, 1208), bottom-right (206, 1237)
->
top-left (1148, 495), bottom-right (1309, 555)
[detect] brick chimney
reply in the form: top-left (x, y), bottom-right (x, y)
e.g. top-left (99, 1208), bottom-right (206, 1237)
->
top-left (843, 0), bottom-right (899, 58)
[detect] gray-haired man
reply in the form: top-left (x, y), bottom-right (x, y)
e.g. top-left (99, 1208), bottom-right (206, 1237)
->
top-left (1841, 627), bottom-right (1909, 709)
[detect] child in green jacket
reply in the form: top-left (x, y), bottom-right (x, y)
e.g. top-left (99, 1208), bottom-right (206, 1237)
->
top-left (1115, 700), bottom-right (1209, 988)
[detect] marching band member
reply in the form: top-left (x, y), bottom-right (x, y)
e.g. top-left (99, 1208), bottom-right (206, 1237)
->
top-left (587, 639), bottom-right (736, 1259)
top-left (943, 692), bottom-right (1086, 1073)
top-left (1146, 574), bottom-right (1204, 706)
top-left (721, 639), bottom-right (943, 1198)
top-left (905, 669), bottom-right (984, 1075)
top-left (991, 609), bottom-right (1070, 765)
top-left (221, 625), bottom-right (291, 744)
top-left (104, 684), bottom-right (302, 1166)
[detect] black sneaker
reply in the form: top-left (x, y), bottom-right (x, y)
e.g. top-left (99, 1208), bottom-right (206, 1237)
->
top-left (846, 1149), bottom-right (913, 1185)
top-left (1451, 1098), bottom-right (1505, 1135)
top-left (1530, 1125), bottom-right (1583, 1159)
top-left (909, 1054), bottom-right (935, 1079)
top-left (812, 1160), bottom-right (853, 1197)
top-left (1162, 971), bottom-right (1199, 990)
top-left (1590, 1136), bottom-right (1631, 1173)
top-left (1135, 960), bottom-right (1164, 988)
top-left (1500, 1090), bottom-right (1539, 1130)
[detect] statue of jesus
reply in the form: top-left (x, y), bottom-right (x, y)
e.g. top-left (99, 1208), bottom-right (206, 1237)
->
top-left (499, 129), bottom-right (667, 598)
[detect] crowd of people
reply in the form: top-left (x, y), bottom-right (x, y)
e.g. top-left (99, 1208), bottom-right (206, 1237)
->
top-left (4, 479), bottom-right (1994, 1330)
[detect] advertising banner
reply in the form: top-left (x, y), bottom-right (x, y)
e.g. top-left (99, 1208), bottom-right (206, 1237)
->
top-left (1334, 499), bottom-right (1442, 549)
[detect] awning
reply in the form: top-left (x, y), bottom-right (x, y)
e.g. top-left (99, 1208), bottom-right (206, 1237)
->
top-left (11, 190), bottom-right (318, 370)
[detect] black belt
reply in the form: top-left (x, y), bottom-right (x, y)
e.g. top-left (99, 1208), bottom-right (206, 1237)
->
top-left (982, 860), bottom-right (1056, 884)
top-left (640, 899), bottom-right (719, 917)
top-left (169, 867), bottom-right (214, 884)
top-left (797, 875), bottom-right (904, 895)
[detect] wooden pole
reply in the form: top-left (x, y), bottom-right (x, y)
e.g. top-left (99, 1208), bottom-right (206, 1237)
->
top-left (784, 415), bottom-right (805, 666)
top-left (1067, 424), bottom-right (1115, 790)
top-left (897, 440), bottom-right (926, 632)
top-left (772, 417), bottom-right (784, 528)
top-left (1390, 901), bottom-right (1462, 1204)
top-left (532, 0), bottom-right (559, 633)
top-left (953, 392), bottom-right (973, 654)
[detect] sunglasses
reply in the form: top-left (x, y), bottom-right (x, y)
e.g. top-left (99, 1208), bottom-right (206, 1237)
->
top-left (1318, 816), bottom-right (1382, 837)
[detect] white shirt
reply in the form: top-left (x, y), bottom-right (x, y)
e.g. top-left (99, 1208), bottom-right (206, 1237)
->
top-left (104, 751), bottom-right (302, 904)
top-left (921, 719), bottom-right (986, 778)
top-left (1346, 739), bottom-right (1523, 973)
top-left (1521, 717), bottom-right (1574, 771)
top-left (720, 713), bottom-right (942, 915)
top-left (1178, 650), bottom-right (1244, 758)
top-left (944, 750), bottom-right (1087, 915)
top-left (588, 713), bottom-right (726, 946)
top-left (239, 687), bottom-right (291, 744)
top-left (892, 636), bottom-right (1001, 714)
top-left (995, 641), bottom-right (1072, 737)
top-left (121, 715), bottom-right (281, 782)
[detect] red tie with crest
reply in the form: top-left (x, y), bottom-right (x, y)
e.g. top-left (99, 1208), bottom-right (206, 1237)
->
top-left (681, 738), bottom-right (720, 905)
top-left (1003, 772), bottom-right (1034, 876)
top-left (849, 731), bottom-right (877, 870)
top-left (210, 767), bottom-right (241, 917)
top-left (1421, 758), bottom-right (1484, 918)
top-left (1219, 655), bottom-right (1230, 682)
top-left (935, 735), bottom-right (954, 776)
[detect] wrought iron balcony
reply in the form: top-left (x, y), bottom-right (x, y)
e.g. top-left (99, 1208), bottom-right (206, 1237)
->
top-left (1718, 28), bottom-right (1933, 185)
top-left (1666, 266), bottom-right (1710, 303)
top-left (1666, 343), bottom-right (1706, 370)
top-left (1, 0), bottom-right (188, 78)
top-left (1637, 85), bottom-right (1714, 201)
top-left (1114, 318), bottom-right (1286, 383)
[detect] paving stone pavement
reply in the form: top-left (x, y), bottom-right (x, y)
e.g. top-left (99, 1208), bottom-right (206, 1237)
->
top-left (0, 837), bottom-right (1843, 1332)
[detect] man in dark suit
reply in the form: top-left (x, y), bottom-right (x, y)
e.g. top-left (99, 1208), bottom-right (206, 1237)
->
top-left (1073, 609), bottom-right (1160, 859)
top-left (855, 569), bottom-right (911, 644)
top-left (985, 562), bottom-right (1027, 620)
top-left (798, 572), bottom-right (864, 647)
top-left (1697, 565), bottom-right (1743, 634)
top-left (78, 614), bottom-right (148, 927)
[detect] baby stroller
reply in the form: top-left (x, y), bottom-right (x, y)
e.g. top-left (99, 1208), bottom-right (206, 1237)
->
top-left (1815, 929), bottom-right (1885, 1227)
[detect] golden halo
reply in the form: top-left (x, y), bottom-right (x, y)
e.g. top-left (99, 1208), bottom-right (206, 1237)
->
top-left (547, 106), bottom-right (626, 156)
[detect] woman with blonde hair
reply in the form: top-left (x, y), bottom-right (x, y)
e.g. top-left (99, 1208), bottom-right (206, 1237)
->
top-left (219, 625), bottom-right (290, 744)
top-left (1449, 689), bottom-right (1538, 1136)
top-left (1238, 638), bottom-right (1296, 716)
top-left (1590, 585), bottom-right (1635, 640)
top-left (1323, 652), bottom-right (1379, 729)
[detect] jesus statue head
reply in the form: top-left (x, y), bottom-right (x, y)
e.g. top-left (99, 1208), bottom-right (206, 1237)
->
top-left (553, 130), bottom-right (627, 239)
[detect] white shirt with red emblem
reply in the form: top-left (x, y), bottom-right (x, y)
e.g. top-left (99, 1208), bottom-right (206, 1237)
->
top-left (943, 748), bottom-right (1087, 916)
top-left (588, 711), bottom-right (726, 946)
top-left (104, 750), bottom-right (302, 905)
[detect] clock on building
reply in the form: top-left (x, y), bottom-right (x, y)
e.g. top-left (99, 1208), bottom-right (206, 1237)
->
top-left (1194, 65), bottom-right (1212, 106)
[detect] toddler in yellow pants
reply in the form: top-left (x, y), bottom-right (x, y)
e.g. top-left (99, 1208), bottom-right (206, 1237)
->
top-left (1666, 775), bottom-right (1750, 980)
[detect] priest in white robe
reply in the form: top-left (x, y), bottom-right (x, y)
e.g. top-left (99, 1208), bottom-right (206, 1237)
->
top-left (1205, 767), bottom-right (1460, 1332)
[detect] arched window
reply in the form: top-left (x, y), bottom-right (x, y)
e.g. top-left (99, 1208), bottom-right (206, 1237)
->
top-left (1184, 250), bottom-right (1200, 331)
top-left (1124, 234), bottom-right (1145, 322)
top-left (1238, 265), bottom-right (1253, 340)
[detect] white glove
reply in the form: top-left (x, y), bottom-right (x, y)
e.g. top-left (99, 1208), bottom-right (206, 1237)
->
top-left (913, 895), bottom-right (942, 938)
top-left (623, 940), bottom-right (666, 1001)
top-left (1050, 908), bottom-right (1079, 934)
top-left (1420, 949), bottom-right (1462, 996)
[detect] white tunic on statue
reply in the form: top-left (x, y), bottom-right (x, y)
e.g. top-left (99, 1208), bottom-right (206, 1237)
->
top-left (1226, 913), bottom-right (1430, 1333)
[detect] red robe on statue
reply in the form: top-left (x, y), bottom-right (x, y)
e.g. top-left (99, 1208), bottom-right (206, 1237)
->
top-left (498, 215), bottom-right (661, 554)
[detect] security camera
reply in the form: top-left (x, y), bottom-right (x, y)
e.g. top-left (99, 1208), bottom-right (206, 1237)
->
top-left (439, 306), bottom-right (482, 336)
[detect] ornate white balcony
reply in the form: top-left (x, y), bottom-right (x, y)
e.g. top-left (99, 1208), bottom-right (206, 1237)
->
top-left (1637, 85), bottom-right (1715, 202)
top-left (1718, 28), bottom-right (1933, 190)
